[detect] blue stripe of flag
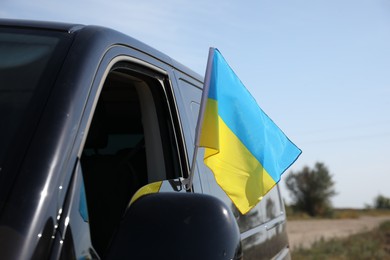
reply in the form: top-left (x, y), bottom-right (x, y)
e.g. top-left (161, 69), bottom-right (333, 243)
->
top-left (209, 49), bottom-right (301, 181)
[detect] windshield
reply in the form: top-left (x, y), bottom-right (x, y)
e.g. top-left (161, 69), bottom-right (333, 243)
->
top-left (0, 28), bottom-right (72, 171)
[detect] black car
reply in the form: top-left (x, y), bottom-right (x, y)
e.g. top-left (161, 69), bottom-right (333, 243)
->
top-left (0, 19), bottom-right (290, 259)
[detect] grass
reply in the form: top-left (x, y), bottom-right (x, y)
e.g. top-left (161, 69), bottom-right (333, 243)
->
top-left (291, 220), bottom-right (390, 259)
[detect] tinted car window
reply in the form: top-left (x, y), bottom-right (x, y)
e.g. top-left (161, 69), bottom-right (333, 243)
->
top-left (0, 29), bottom-right (71, 163)
top-left (0, 28), bottom-right (72, 206)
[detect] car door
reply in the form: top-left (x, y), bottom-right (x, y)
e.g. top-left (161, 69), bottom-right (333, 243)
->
top-left (68, 46), bottom-right (188, 258)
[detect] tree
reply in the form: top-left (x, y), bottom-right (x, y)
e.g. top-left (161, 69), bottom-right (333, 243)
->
top-left (373, 194), bottom-right (390, 209)
top-left (285, 162), bottom-right (336, 217)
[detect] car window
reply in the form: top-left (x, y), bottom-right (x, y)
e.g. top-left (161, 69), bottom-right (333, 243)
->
top-left (0, 28), bottom-right (71, 172)
top-left (204, 165), bottom-right (283, 232)
top-left (80, 63), bottom-right (182, 256)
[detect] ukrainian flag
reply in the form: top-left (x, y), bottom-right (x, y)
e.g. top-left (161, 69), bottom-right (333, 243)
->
top-left (196, 48), bottom-right (301, 214)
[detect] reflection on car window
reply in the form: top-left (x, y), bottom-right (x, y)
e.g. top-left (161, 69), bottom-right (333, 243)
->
top-left (202, 162), bottom-right (283, 232)
top-left (0, 29), bottom-right (70, 167)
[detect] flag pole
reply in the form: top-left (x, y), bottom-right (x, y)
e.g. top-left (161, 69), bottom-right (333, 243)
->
top-left (183, 47), bottom-right (215, 190)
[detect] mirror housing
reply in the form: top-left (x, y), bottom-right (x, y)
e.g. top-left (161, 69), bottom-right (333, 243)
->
top-left (106, 192), bottom-right (242, 260)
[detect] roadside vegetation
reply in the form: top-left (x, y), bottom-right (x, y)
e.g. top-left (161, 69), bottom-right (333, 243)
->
top-left (285, 162), bottom-right (390, 219)
top-left (285, 163), bottom-right (390, 258)
top-left (291, 220), bottom-right (390, 259)
top-left (286, 207), bottom-right (390, 220)
top-left (285, 162), bottom-right (336, 217)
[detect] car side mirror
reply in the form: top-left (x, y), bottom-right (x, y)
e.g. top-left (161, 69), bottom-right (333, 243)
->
top-left (105, 192), bottom-right (242, 260)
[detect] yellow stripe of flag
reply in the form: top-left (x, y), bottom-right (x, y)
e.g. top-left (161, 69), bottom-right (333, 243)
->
top-left (197, 48), bottom-right (301, 214)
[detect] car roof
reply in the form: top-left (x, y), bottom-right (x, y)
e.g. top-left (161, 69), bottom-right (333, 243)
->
top-left (0, 19), bottom-right (203, 83)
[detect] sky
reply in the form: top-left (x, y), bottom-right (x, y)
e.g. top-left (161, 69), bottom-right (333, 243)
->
top-left (2, 0), bottom-right (389, 208)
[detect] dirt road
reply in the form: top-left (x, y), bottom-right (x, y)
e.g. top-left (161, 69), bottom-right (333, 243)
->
top-left (287, 216), bottom-right (390, 250)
